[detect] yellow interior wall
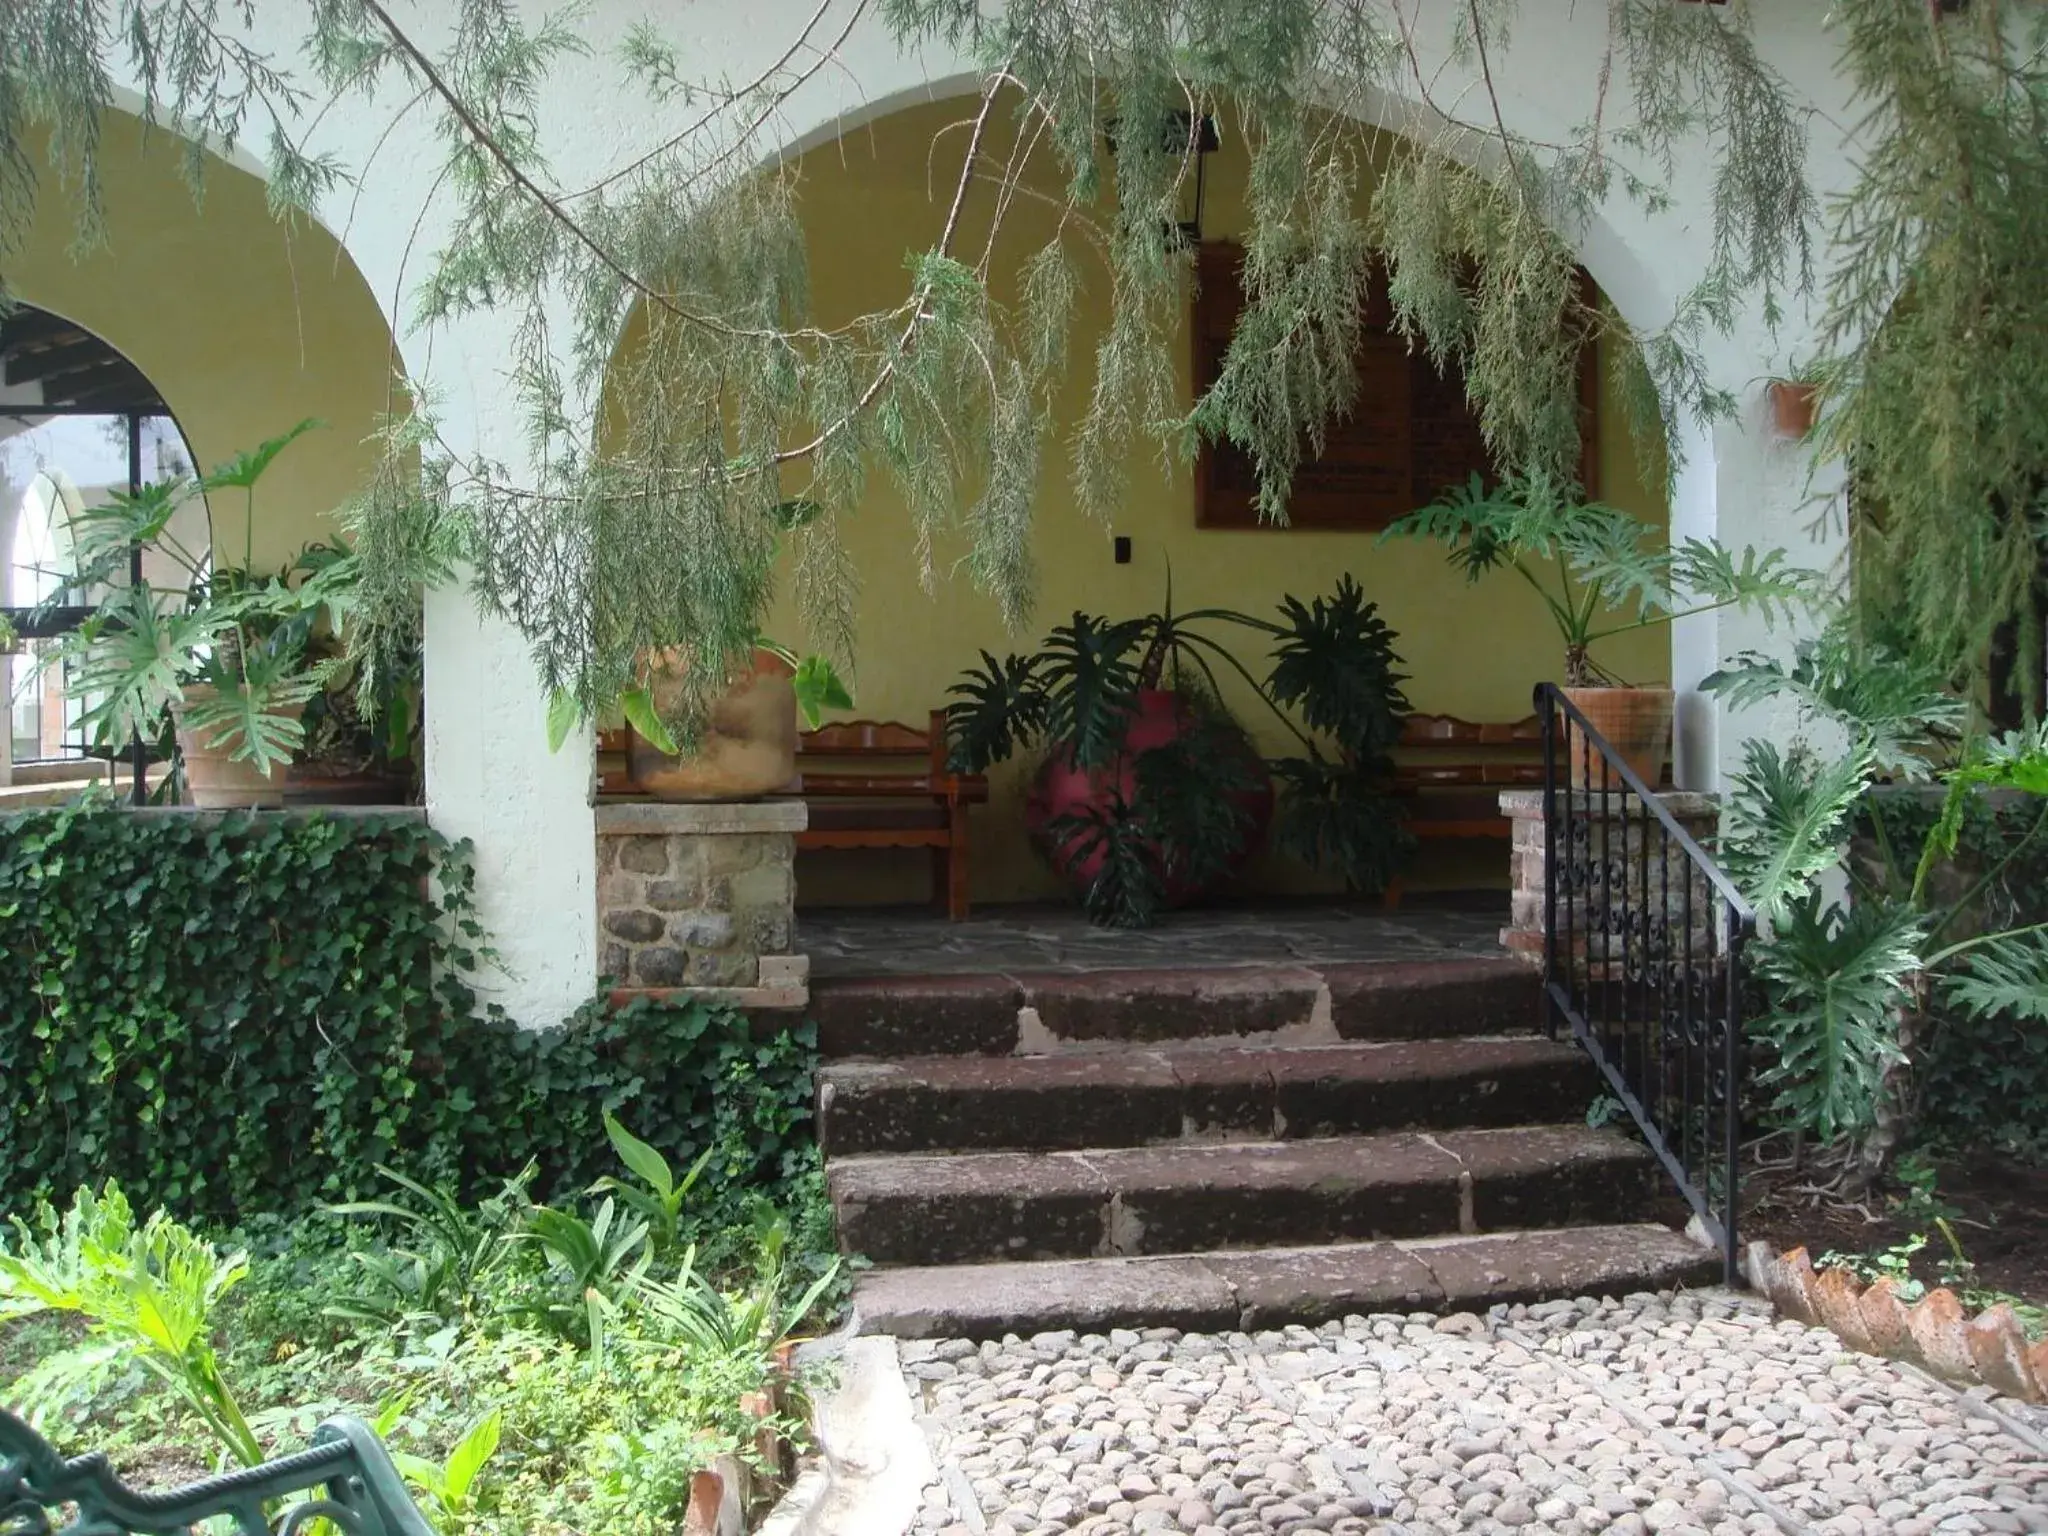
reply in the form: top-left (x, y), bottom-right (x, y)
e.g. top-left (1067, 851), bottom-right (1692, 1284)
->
top-left (7, 114), bottom-right (401, 571)
top-left (621, 96), bottom-right (1671, 907)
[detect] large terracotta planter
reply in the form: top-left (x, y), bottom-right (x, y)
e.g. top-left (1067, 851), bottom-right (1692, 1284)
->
top-left (172, 684), bottom-right (304, 809)
top-left (1024, 689), bottom-right (1273, 907)
top-left (627, 647), bottom-right (798, 802)
top-left (1561, 685), bottom-right (1674, 791)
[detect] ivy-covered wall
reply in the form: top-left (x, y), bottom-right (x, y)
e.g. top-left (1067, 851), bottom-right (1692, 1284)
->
top-left (0, 803), bottom-right (816, 1222)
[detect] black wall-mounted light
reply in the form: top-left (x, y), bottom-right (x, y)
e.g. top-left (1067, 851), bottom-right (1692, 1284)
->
top-left (1104, 108), bottom-right (1222, 247)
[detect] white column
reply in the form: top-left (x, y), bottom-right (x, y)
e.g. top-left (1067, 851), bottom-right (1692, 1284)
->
top-left (416, 311), bottom-right (597, 1026)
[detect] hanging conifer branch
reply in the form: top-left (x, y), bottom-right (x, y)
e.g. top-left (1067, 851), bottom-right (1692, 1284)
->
top-left (2, 0), bottom-right (1851, 739)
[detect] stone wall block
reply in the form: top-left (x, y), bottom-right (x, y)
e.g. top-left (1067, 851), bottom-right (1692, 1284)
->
top-left (729, 860), bottom-right (794, 916)
top-left (595, 800), bottom-right (806, 1005)
top-left (669, 912), bottom-right (737, 950)
top-left (688, 949), bottom-right (755, 986)
top-left (705, 835), bottom-right (767, 876)
top-left (618, 838), bottom-right (672, 875)
top-left (605, 908), bottom-right (664, 943)
top-left (646, 875), bottom-right (706, 913)
top-left (636, 946), bottom-right (689, 987)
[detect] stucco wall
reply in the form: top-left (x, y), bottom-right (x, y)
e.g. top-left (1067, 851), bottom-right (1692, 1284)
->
top-left (6, 115), bottom-right (403, 572)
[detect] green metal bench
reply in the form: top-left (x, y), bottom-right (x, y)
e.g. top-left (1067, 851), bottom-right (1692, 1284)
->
top-left (1, 1408), bottom-right (436, 1536)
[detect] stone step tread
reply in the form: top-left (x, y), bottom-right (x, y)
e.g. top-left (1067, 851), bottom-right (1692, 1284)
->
top-left (819, 1036), bottom-right (1593, 1153)
top-left (853, 1223), bottom-right (1721, 1338)
top-left (813, 957), bottom-right (1539, 1058)
top-left (823, 1033), bottom-right (1577, 1087)
top-left (829, 1122), bottom-right (1642, 1194)
top-left (830, 1124), bottom-right (1653, 1265)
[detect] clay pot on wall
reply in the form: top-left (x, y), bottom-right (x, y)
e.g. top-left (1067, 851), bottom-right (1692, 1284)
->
top-left (1560, 685), bottom-right (1675, 791)
top-left (627, 647), bottom-right (799, 802)
top-left (1023, 688), bottom-right (1274, 907)
top-left (172, 684), bottom-right (305, 809)
top-left (1768, 379), bottom-right (1820, 439)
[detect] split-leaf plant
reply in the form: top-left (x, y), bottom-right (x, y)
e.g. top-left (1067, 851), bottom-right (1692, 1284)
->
top-left (42, 418), bottom-right (359, 779)
top-left (1705, 615), bottom-right (2048, 1187)
top-left (946, 576), bottom-right (1410, 926)
top-left (1383, 473), bottom-right (1824, 686)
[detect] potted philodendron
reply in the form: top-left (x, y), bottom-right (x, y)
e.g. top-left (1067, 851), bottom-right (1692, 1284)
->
top-left (1384, 473), bottom-right (1823, 788)
top-left (945, 576), bottom-right (1411, 927)
top-left (48, 419), bottom-right (356, 808)
top-left (546, 500), bottom-right (853, 801)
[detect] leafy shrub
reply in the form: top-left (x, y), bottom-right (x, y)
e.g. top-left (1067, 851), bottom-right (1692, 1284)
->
top-left (1856, 788), bottom-right (2048, 1159)
top-left (0, 800), bottom-right (820, 1222)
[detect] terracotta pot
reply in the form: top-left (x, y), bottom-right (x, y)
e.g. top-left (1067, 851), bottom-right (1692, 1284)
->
top-left (682, 1468), bottom-right (725, 1536)
top-left (627, 647), bottom-right (798, 802)
top-left (1560, 685), bottom-right (1674, 791)
top-left (1024, 689), bottom-right (1273, 908)
top-left (172, 684), bottom-right (304, 809)
top-left (1769, 379), bottom-right (1820, 439)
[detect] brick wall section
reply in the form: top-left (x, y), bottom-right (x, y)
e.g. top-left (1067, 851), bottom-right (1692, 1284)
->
top-left (594, 800), bottom-right (805, 993)
top-left (1499, 787), bottom-right (1720, 960)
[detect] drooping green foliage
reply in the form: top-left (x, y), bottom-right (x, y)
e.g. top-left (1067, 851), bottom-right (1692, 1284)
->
top-left (1, 0), bottom-right (1825, 744)
top-left (1816, 1), bottom-right (2048, 713)
top-left (0, 800), bottom-right (818, 1222)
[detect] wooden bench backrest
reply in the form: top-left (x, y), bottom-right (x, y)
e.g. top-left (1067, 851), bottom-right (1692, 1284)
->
top-left (1394, 712), bottom-right (1546, 789)
top-left (798, 711), bottom-right (951, 792)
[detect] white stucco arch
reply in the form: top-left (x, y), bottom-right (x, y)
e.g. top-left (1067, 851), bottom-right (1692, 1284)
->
top-left (85, 2), bottom-right (1859, 1022)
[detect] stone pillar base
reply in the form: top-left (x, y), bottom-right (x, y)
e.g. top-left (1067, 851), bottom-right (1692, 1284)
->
top-left (1499, 787), bottom-right (1721, 961)
top-left (595, 799), bottom-right (807, 1008)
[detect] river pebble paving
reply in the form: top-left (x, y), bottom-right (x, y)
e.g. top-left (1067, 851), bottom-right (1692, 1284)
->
top-left (900, 1288), bottom-right (2048, 1536)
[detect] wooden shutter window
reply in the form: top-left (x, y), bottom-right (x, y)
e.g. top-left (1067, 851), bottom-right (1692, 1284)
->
top-left (1191, 242), bottom-right (1600, 530)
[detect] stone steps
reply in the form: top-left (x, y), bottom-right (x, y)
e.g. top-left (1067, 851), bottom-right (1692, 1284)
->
top-left (850, 1223), bottom-right (1721, 1338)
top-left (818, 956), bottom-right (1714, 1334)
top-left (818, 1035), bottom-right (1592, 1155)
top-left (828, 1123), bottom-right (1652, 1267)
top-left (810, 957), bottom-right (1538, 1058)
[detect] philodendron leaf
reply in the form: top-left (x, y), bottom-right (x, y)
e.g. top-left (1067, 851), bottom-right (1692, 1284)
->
top-left (545, 690), bottom-right (581, 753)
top-left (620, 687), bottom-right (679, 757)
top-left (200, 417), bottom-right (324, 491)
top-left (791, 655), bottom-right (854, 728)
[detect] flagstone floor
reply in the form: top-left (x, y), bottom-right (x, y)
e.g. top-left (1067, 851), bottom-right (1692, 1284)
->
top-left (798, 897), bottom-right (1509, 979)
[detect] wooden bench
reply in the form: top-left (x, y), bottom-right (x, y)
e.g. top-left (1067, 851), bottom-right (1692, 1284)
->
top-left (0, 1405), bottom-right (435, 1535)
top-left (1381, 713), bottom-right (1546, 908)
top-left (794, 712), bottom-right (988, 921)
top-left (1383, 711), bottom-right (1673, 906)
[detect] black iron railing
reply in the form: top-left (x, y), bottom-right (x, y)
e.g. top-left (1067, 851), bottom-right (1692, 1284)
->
top-left (1535, 683), bottom-right (1753, 1285)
